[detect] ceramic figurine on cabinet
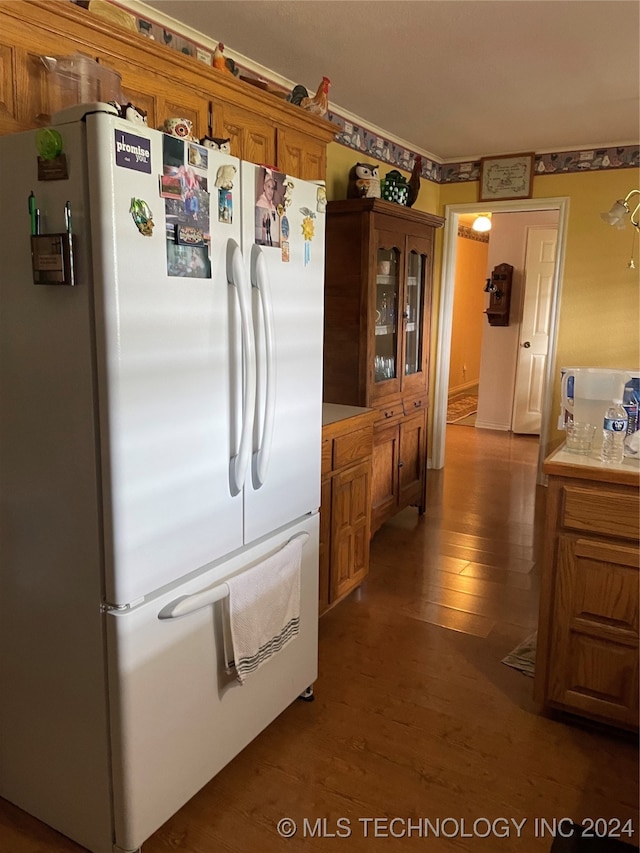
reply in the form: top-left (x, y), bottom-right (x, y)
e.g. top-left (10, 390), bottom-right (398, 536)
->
top-left (161, 117), bottom-right (198, 142)
top-left (109, 101), bottom-right (148, 125)
top-left (287, 77), bottom-right (330, 117)
top-left (201, 136), bottom-right (231, 153)
top-left (347, 163), bottom-right (381, 199)
top-left (213, 42), bottom-right (235, 75)
top-left (381, 169), bottom-right (408, 205)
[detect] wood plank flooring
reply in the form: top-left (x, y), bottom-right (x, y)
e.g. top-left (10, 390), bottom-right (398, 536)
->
top-left (1, 427), bottom-right (638, 852)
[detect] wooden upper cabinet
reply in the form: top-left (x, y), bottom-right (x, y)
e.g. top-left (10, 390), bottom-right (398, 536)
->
top-left (0, 0), bottom-right (335, 179)
top-left (105, 54), bottom-right (211, 139)
top-left (213, 100), bottom-right (275, 167)
top-left (277, 127), bottom-right (326, 181)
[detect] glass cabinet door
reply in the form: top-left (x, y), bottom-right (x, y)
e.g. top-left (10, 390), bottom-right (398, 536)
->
top-left (404, 248), bottom-right (426, 377)
top-left (374, 245), bottom-right (400, 384)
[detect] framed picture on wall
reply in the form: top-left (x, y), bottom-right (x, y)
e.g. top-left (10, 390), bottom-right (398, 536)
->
top-left (479, 152), bottom-right (535, 202)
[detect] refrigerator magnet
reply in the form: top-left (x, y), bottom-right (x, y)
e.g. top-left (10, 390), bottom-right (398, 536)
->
top-left (300, 207), bottom-right (316, 266)
top-left (282, 179), bottom-right (294, 211)
top-left (175, 224), bottom-right (205, 247)
top-left (218, 189), bottom-right (233, 224)
top-left (130, 198), bottom-right (154, 236)
top-left (281, 241), bottom-right (290, 263)
top-left (215, 165), bottom-right (236, 191)
top-left (316, 186), bottom-right (327, 213)
top-left (35, 128), bottom-right (68, 181)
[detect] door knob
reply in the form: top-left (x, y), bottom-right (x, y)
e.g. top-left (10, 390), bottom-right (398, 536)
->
top-left (522, 341), bottom-right (531, 348)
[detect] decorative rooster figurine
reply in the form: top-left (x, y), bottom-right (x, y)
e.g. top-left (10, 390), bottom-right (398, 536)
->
top-left (213, 42), bottom-right (232, 75)
top-left (406, 155), bottom-right (422, 208)
top-left (289, 77), bottom-right (330, 117)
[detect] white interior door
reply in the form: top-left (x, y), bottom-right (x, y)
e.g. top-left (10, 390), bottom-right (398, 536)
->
top-left (512, 227), bottom-right (558, 433)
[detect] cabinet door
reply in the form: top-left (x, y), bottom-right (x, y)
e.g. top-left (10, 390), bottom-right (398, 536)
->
top-left (214, 101), bottom-right (275, 165)
top-left (330, 461), bottom-right (371, 602)
top-left (398, 408), bottom-right (427, 512)
top-left (401, 234), bottom-right (432, 396)
top-left (277, 127), bottom-right (326, 180)
top-left (371, 421), bottom-right (399, 533)
top-left (548, 535), bottom-right (639, 728)
top-left (372, 230), bottom-right (403, 402)
top-left (101, 55), bottom-right (211, 140)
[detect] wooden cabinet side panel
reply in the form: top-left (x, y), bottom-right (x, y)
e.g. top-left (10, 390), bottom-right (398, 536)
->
top-left (0, 40), bottom-right (17, 130)
top-left (323, 213), bottom-right (369, 405)
top-left (319, 477), bottom-right (332, 615)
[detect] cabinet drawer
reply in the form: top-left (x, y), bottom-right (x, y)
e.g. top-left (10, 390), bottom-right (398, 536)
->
top-left (333, 426), bottom-right (373, 469)
top-left (561, 485), bottom-right (640, 541)
top-left (375, 403), bottom-right (403, 423)
top-left (403, 394), bottom-right (428, 415)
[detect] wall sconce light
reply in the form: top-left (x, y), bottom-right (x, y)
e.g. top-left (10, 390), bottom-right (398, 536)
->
top-left (472, 214), bottom-right (492, 233)
top-left (600, 189), bottom-right (640, 230)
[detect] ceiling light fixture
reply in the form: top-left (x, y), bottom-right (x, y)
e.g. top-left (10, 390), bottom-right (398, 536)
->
top-left (600, 189), bottom-right (640, 230)
top-left (472, 214), bottom-right (492, 233)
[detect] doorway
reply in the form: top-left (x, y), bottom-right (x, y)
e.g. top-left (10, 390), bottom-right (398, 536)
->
top-left (432, 197), bottom-right (570, 482)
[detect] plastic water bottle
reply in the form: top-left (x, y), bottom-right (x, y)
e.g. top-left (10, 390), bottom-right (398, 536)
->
top-left (602, 400), bottom-right (628, 463)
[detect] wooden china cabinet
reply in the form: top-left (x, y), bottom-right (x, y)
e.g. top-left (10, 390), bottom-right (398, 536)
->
top-left (323, 199), bottom-right (444, 534)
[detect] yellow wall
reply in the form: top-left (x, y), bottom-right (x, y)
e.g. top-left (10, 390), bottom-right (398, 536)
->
top-left (326, 144), bottom-right (639, 454)
top-left (448, 236), bottom-right (487, 395)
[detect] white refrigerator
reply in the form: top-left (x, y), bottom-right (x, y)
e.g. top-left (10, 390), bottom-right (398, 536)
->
top-left (0, 106), bottom-right (324, 853)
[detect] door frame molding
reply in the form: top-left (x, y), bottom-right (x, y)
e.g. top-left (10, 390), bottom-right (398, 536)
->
top-left (431, 196), bottom-right (570, 482)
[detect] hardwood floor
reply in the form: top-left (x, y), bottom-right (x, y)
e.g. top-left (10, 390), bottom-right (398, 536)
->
top-left (1, 427), bottom-right (637, 852)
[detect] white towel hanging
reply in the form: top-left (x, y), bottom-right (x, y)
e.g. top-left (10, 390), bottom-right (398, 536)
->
top-left (223, 535), bottom-right (304, 683)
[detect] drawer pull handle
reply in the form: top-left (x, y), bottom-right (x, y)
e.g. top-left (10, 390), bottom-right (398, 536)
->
top-left (414, 400), bottom-right (422, 408)
top-left (384, 410), bottom-right (393, 418)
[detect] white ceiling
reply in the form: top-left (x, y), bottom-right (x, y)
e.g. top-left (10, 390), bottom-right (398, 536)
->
top-left (138, 0), bottom-right (639, 163)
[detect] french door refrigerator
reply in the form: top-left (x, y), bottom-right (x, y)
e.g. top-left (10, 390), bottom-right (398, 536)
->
top-left (0, 105), bottom-right (325, 853)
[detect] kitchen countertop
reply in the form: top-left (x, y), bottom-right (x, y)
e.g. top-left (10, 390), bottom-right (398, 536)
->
top-left (544, 442), bottom-right (640, 487)
top-left (322, 402), bottom-right (375, 427)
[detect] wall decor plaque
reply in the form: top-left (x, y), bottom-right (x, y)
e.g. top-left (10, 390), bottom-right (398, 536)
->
top-left (479, 152), bottom-right (535, 201)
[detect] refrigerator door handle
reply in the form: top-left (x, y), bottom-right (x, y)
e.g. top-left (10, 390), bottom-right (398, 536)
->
top-left (227, 239), bottom-right (257, 496)
top-left (251, 245), bottom-right (276, 488)
top-left (157, 531), bottom-right (310, 619)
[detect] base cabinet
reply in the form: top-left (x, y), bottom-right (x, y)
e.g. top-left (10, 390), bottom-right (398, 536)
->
top-left (320, 407), bottom-right (376, 616)
top-left (535, 450), bottom-right (640, 731)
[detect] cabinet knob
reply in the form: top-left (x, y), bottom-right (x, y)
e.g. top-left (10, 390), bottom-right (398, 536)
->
top-left (522, 341), bottom-right (531, 348)
top-left (398, 460), bottom-right (404, 468)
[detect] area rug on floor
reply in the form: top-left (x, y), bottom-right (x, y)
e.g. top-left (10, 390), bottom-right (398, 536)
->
top-left (501, 631), bottom-right (537, 677)
top-left (550, 823), bottom-right (639, 852)
top-left (446, 395), bottom-right (478, 423)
